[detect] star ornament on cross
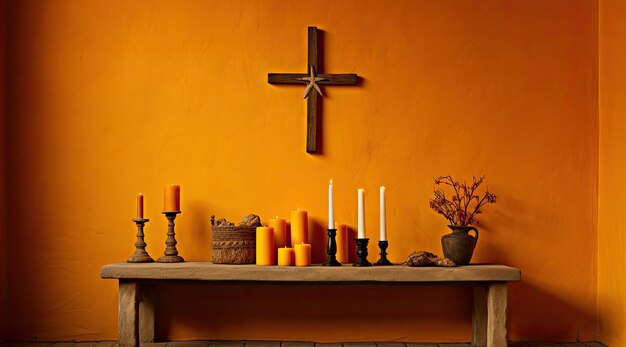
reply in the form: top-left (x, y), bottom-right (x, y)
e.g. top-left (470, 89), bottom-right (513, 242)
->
top-left (300, 66), bottom-right (326, 98)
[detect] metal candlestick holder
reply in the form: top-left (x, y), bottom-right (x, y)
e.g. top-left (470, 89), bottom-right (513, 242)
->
top-left (127, 218), bottom-right (154, 263)
top-left (156, 211), bottom-right (185, 263)
top-left (353, 238), bottom-right (372, 267)
top-left (375, 240), bottom-right (392, 266)
top-left (323, 228), bottom-right (342, 266)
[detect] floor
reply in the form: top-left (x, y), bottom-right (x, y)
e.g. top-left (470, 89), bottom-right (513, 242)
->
top-left (0, 341), bottom-right (609, 347)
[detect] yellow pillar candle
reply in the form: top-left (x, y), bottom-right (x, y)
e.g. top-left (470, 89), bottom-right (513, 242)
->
top-left (163, 184), bottom-right (180, 211)
top-left (268, 217), bottom-right (287, 249)
top-left (290, 209), bottom-right (308, 247)
top-left (335, 223), bottom-right (349, 263)
top-left (295, 243), bottom-right (311, 266)
top-left (256, 227), bottom-right (275, 266)
top-left (277, 247), bottom-right (295, 266)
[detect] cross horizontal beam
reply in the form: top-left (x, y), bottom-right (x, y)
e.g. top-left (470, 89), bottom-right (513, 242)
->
top-left (268, 73), bottom-right (357, 85)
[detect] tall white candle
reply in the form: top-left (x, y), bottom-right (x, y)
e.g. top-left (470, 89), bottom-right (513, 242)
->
top-left (328, 179), bottom-right (334, 229)
top-left (358, 188), bottom-right (365, 238)
top-left (380, 186), bottom-right (387, 241)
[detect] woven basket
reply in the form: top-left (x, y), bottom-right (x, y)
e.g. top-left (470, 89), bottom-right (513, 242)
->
top-left (211, 226), bottom-right (256, 264)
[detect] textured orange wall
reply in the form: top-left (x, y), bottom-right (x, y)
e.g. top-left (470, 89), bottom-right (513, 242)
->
top-left (3, 0), bottom-right (598, 343)
top-left (598, 0), bottom-right (626, 345)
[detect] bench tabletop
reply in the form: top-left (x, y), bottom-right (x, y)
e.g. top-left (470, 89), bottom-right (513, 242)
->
top-left (101, 262), bottom-right (520, 283)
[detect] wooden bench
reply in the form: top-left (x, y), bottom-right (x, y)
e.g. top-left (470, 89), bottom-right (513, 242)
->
top-left (100, 263), bottom-right (521, 347)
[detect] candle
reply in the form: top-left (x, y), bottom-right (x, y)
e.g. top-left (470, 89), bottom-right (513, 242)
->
top-left (290, 209), bottom-right (308, 247)
top-left (380, 186), bottom-right (387, 241)
top-left (277, 246), bottom-right (295, 266)
top-left (357, 189), bottom-right (365, 238)
top-left (256, 227), bottom-right (275, 266)
top-left (268, 217), bottom-right (287, 249)
top-left (163, 184), bottom-right (180, 211)
top-left (136, 193), bottom-right (144, 219)
top-left (335, 223), bottom-right (349, 263)
top-left (328, 179), bottom-right (334, 229)
top-left (294, 243), bottom-right (311, 266)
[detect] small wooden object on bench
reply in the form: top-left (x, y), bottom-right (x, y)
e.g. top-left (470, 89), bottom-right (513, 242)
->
top-left (101, 263), bottom-right (521, 347)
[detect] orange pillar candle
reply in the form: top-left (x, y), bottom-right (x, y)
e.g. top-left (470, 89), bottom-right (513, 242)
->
top-left (335, 223), bottom-right (349, 263)
top-left (136, 193), bottom-right (144, 219)
top-left (277, 247), bottom-right (295, 266)
top-left (294, 243), bottom-right (311, 266)
top-left (256, 227), bottom-right (275, 266)
top-left (290, 209), bottom-right (308, 247)
top-left (268, 217), bottom-right (287, 248)
top-left (163, 184), bottom-right (180, 211)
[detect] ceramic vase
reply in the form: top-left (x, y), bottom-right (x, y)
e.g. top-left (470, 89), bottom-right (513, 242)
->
top-left (441, 225), bottom-right (479, 265)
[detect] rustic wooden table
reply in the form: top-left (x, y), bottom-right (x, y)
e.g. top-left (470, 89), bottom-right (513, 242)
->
top-left (100, 263), bottom-right (521, 347)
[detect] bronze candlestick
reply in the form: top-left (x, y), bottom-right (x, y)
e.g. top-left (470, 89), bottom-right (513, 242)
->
top-left (375, 240), bottom-right (392, 266)
top-left (323, 228), bottom-right (341, 266)
top-left (157, 211), bottom-right (185, 263)
top-left (127, 218), bottom-right (154, 263)
top-left (353, 238), bottom-right (372, 267)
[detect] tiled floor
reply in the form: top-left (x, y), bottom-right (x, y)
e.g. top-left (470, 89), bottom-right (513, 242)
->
top-left (0, 341), bottom-right (609, 347)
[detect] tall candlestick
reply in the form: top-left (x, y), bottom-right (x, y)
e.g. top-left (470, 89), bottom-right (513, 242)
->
top-left (156, 211), bottom-right (184, 263)
top-left (380, 186), bottom-right (387, 241)
top-left (328, 179), bottom-right (334, 229)
top-left (163, 184), bottom-right (180, 211)
top-left (358, 189), bottom-right (365, 238)
top-left (137, 193), bottom-right (144, 219)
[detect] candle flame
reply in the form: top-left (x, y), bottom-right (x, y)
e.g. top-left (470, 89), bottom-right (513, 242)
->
top-left (330, 178), bottom-right (333, 184)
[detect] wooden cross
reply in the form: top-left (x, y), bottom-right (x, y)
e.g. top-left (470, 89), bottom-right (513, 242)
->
top-left (268, 27), bottom-right (358, 153)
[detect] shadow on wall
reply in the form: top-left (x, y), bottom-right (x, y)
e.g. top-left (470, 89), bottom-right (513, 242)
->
top-left (483, 241), bottom-right (596, 342)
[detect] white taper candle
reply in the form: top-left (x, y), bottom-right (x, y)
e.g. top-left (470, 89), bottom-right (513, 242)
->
top-left (380, 186), bottom-right (387, 241)
top-left (328, 179), bottom-right (334, 229)
top-left (358, 188), bottom-right (365, 238)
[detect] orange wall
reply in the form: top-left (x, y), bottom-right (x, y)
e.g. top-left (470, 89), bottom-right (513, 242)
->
top-left (598, 0), bottom-right (626, 345)
top-left (3, 0), bottom-right (598, 343)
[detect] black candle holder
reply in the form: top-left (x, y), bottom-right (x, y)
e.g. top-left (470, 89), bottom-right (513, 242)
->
top-left (127, 218), bottom-right (154, 263)
top-left (375, 240), bottom-right (392, 266)
top-left (353, 238), bottom-right (372, 267)
top-left (156, 211), bottom-right (185, 263)
top-left (323, 228), bottom-right (342, 266)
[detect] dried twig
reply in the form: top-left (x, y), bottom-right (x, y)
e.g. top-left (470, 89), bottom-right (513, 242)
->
top-left (429, 175), bottom-right (497, 226)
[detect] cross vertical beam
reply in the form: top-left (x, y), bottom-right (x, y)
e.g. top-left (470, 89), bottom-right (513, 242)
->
top-left (307, 27), bottom-right (319, 153)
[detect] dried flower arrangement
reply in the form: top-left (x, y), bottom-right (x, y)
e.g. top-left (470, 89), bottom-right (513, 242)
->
top-left (429, 175), bottom-right (497, 226)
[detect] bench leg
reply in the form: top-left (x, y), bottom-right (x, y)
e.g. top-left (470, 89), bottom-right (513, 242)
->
top-left (486, 282), bottom-right (508, 347)
top-left (119, 280), bottom-right (139, 347)
top-left (472, 286), bottom-right (487, 346)
top-left (139, 284), bottom-right (156, 343)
